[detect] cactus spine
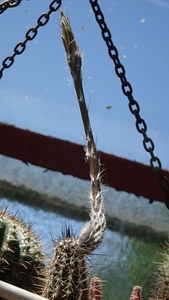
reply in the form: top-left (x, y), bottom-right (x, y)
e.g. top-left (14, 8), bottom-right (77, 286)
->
top-left (42, 227), bottom-right (89, 300)
top-left (89, 277), bottom-right (102, 300)
top-left (0, 207), bottom-right (45, 296)
top-left (149, 241), bottom-right (169, 300)
top-left (130, 286), bottom-right (142, 300)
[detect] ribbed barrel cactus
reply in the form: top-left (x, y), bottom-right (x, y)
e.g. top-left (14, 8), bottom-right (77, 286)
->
top-left (0, 207), bottom-right (45, 297)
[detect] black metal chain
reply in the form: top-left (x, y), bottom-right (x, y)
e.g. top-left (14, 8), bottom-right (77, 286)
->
top-left (0, 0), bottom-right (62, 78)
top-left (89, 0), bottom-right (169, 209)
top-left (0, 0), bottom-right (22, 14)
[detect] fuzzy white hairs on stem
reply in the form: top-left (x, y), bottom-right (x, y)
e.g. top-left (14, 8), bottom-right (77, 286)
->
top-left (61, 10), bottom-right (106, 254)
top-left (42, 11), bottom-right (106, 300)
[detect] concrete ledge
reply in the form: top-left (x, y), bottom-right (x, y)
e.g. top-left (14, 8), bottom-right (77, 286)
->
top-left (0, 154), bottom-right (168, 239)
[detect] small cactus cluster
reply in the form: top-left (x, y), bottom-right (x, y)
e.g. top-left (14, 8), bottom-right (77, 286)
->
top-left (0, 207), bottom-right (45, 297)
top-left (0, 205), bottom-right (104, 300)
top-left (1, 203), bottom-right (169, 300)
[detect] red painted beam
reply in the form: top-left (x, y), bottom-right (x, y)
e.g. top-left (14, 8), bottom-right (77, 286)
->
top-left (0, 122), bottom-right (168, 203)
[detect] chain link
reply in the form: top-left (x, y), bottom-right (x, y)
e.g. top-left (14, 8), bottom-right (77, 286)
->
top-left (0, 0), bottom-right (22, 14)
top-left (0, 0), bottom-right (62, 78)
top-left (89, 0), bottom-right (169, 208)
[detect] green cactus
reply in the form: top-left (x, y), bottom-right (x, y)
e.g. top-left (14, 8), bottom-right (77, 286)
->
top-left (42, 227), bottom-right (89, 300)
top-left (149, 240), bottom-right (169, 300)
top-left (0, 207), bottom-right (45, 297)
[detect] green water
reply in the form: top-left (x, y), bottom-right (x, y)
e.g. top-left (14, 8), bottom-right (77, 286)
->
top-left (0, 198), bottom-right (165, 300)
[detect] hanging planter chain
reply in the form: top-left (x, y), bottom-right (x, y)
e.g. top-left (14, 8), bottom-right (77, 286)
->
top-left (89, 0), bottom-right (169, 209)
top-left (0, 0), bottom-right (22, 14)
top-left (0, 0), bottom-right (62, 79)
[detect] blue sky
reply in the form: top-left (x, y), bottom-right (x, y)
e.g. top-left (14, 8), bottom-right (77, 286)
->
top-left (0, 0), bottom-right (169, 169)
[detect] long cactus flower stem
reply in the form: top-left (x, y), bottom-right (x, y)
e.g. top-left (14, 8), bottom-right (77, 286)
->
top-left (61, 10), bottom-right (106, 253)
top-left (42, 11), bottom-right (106, 300)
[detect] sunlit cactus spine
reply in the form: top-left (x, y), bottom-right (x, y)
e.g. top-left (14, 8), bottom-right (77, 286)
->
top-left (42, 227), bottom-right (89, 300)
top-left (149, 240), bottom-right (169, 300)
top-left (0, 207), bottom-right (45, 297)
